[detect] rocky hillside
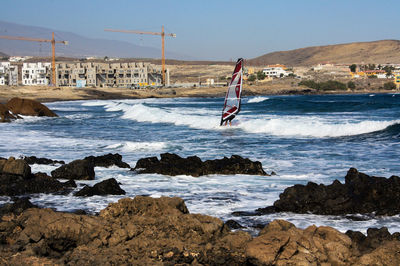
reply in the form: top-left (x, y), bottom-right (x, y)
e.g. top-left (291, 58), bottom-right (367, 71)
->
top-left (248, 40), bottom-right (400, 66)
top-left (0, 51), bottom-right (8, 58)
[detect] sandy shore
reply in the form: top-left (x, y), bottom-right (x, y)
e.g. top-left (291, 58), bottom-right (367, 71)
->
top-left (0, 83), bottom-right (397, 103)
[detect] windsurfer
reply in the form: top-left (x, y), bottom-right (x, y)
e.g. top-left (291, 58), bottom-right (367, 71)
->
top-left (223, 115), bottom-right (235, 126)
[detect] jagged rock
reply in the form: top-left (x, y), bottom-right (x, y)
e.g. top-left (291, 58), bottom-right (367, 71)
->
top-left (0, 172), bottom-right (74, 196)
top-left (260, 168), bottom-right (400, 216)
top-left (346, 227), bottom-right (400, 255)
top-left (0, 196), bottom-right (399, 265)
top-left (245, 219), bottom-right (353, 265)
top-left (74, 178), bottom-right (125, 197)
top-left (225, 220), bottom-right (244, 229)
top-left (0, 103), bottom-right (18, 122)
top-left (0, 157), bottom-right (75, 196)
top-left (0, 196), bottom-right (250, 265)
top-left (84, 153), bottom-right (130, 168)
top-left (23, 156), bottom-right (65, 165)
top-left (0, 197), bottom-right (38, 217)
top-left (6, 97), bottom-right (58, 117)
top-left (0, 157), bottom-right (31, 179)
top-left (51, 159), bottom-right (95, 180)
top-left (132, 153), bottom-right (268, 177)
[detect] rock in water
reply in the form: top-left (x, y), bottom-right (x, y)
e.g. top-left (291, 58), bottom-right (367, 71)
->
top-left (0, 103), bottom-right (18, 122)
top-left (268, 168), bottom-right (400, 216)
top-left (0, 157), bottom-right (31, 179)
top-left (84, 153), bottom-right (130, 168)
top-left (0, 197), bottom-right (38, 216)
top-left (132, 153), bottom-right (268, 177)
top-left (51, 159), bottom-right (95, 180)
top-left (0, 157), bottom-right (75, 196)
top-left (74, 178), bottom-right (125, 196)
top-left (6, 97), bottom-right (58, 117)
top-left (23, 156), bottom-right (65, 165)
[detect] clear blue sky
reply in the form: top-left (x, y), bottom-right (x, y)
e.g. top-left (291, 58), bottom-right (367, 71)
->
top-left (2, 0), bottom-right (400, 60)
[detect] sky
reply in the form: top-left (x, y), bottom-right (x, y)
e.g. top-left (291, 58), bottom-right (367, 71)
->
top-left (1, 0), bottom-right (400, 61)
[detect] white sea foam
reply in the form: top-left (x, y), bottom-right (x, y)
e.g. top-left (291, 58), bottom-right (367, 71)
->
top-left (118, 103), bottom-right (221, 130)
top-left (81, 100), bottom-right (111, 107)
top-left (102, 101), bottom-right (400, 137)
top-left (106, 141), bottom-right (167, 152)
top-left (237, 117), bottom-right (400, 137)
top-left (247, 96), bottom-right (269, 103)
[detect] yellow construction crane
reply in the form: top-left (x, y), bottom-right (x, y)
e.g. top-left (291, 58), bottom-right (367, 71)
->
top-left (0, 32), bottom-right (68, 85)
top-left (104, 26), bottom-right (176, 86)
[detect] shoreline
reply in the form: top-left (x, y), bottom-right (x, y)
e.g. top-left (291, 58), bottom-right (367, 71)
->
top-left (0, 84), bottom-right (398, 103)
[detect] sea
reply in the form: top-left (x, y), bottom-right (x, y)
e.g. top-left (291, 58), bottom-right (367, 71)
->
top-left (1, 93), bottom-right (400, 234)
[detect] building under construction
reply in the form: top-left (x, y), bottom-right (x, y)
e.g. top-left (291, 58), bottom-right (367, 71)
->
top-left (0, 61), bottom-right (170, 87)
top-left (56, 62), bottom-right (169, 88)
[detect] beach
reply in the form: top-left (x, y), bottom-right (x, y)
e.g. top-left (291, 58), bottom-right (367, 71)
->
top-left (0, 82), bottom-right (397, 103)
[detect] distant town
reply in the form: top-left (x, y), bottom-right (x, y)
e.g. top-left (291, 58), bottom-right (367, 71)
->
top-left (1, 56), bottom-right (400, 90)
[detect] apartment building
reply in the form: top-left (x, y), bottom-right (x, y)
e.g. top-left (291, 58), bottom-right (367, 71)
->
top-left (56, 62), bottom-right (167, 87)
top-left (22, 62), bottom-right (51, 85)
top-left (0, 62), bottom-right (18, 86)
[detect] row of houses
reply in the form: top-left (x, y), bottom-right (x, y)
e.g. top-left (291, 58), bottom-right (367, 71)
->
top-left (0, 62), bottom-right (169, 87)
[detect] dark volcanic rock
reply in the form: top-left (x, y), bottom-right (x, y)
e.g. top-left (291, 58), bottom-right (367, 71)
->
top-left (132, 153), bottom-right (268, 177)
top-left (0, 197), bottom-right (38, 217)
top-left (346, 227), bottom-right (400, 254)
top-left (0, 172), bottom-right (72, 196)
top-left (23, 156), bottom-right (65, 165)
top-left (74, 178), bottom-right (125, 196)
top-left (269, 168), bottom-right (400, 216)
top-left (0, 157), bottom-right (75, 196)
top-left (51, 159), bottom-right (95, 180)
top-left (0, 103), bottom-right (18, 122)
top-left (225, 219), bottom-right (244, 229)
top-left (0, 157), bottom-right (31, 179)
top-left (84, 153), bottom-right (130, 168)
top-left (6, 97), bottom-right (58, 117)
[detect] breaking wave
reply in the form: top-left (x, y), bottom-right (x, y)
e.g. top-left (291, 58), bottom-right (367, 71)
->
top-left (237, 117), bottom-right (400, 138)
top-left (104, 101), bottom-right (400, 138)
top-left (247, 96), bottom-right (269, 103)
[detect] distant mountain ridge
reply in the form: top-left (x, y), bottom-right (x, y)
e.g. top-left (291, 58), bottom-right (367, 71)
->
top-left (0, 21), bottom-right (189, 59)
top-left (248, 40), bottom-right (400, 66)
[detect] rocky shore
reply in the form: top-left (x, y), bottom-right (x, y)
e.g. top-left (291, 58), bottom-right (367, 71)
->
top-left (1, 152), bottom-right (400, 264)
top-left (1, 196), bottom-right (400, 265)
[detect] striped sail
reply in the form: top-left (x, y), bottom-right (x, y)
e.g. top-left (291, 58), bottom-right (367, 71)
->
top-left (220, 58), bottom-right (243, 126)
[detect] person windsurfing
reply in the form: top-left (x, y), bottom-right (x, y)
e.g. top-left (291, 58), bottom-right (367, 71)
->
top-left (220, 58), bottom-right (243, 126)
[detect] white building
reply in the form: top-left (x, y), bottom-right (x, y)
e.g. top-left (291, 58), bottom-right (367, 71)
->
top-left (262, 65), bottom-right (291, 78)
top-left (22, 62), bottom-right (51, 85)
top-left (9, 56), bottom-right (32, 62)
top-left (0, 62), bottom-right (18, 86)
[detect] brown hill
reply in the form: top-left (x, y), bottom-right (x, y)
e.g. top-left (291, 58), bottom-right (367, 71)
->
top-left (248, 40), bottom-right (400, 66)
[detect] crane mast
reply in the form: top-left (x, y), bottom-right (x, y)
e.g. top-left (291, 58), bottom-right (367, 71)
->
top-left (104, 26), bottom-right (176, 86)
top-left (0, 32), bottom-right (68, 85)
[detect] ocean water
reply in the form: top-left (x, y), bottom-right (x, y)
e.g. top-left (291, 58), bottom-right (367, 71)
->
top-left (1, 93), bottom-right (400, 234)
